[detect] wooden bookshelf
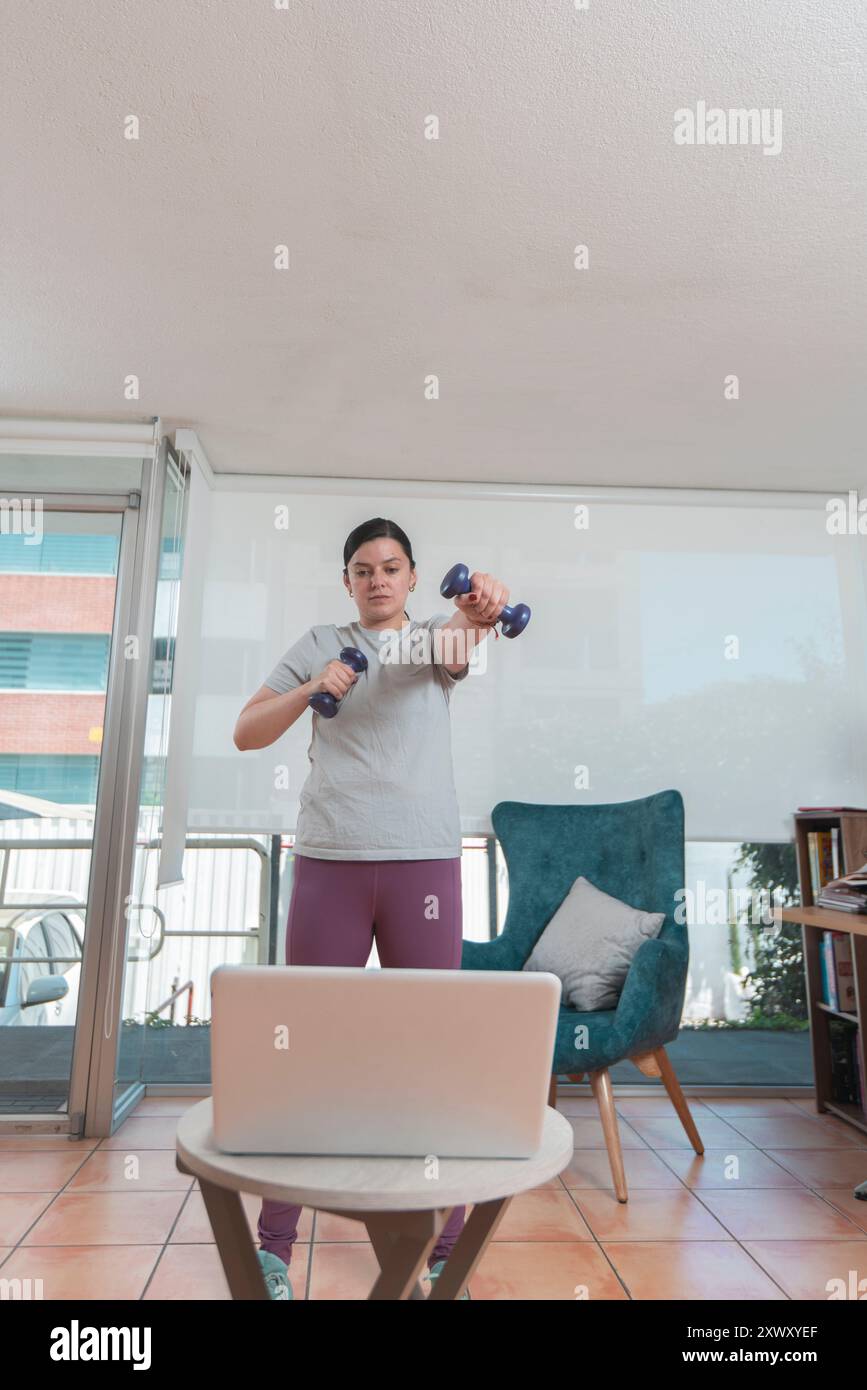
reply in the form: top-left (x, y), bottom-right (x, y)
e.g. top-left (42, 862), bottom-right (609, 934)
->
top-left (779, 810), bottom-right (867, 1136)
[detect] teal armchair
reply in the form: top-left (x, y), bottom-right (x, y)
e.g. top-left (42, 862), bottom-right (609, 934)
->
top-left (461, 789), bottom-right (704, 1202)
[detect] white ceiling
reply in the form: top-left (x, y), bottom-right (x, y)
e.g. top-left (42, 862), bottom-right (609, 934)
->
top-left (2, 1), bottom-right (865, 488)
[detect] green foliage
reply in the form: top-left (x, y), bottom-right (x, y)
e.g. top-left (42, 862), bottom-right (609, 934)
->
top-left (683, 1013), bottom-right (807, 1031)
top-left (731, 840), bottom-right (808, 1027)
top-left (732, 841), bottom-right (800, 902)
top-left (728, 919), bottom-right (742, 973)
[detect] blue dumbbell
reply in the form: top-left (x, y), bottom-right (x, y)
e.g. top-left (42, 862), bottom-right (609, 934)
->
top-left (439, 563), bottom-right (531, 637)
top-left (308, 647), bottom-right (368, 718)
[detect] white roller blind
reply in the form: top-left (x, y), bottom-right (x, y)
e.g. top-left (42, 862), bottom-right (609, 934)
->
top-left (157, 448), bottom-right (212, 886)
top-left (187, 482), bottom-right (867, 843)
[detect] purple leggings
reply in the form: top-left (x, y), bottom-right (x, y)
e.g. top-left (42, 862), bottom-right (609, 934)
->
top-left (257, 853), bottom-right (466, 1270)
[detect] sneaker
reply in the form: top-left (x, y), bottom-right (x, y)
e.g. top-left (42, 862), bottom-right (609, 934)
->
top-left (427, 1258), bottom-right (471, 1300)
top-left (257, 1250), bottom-right (293, 1299)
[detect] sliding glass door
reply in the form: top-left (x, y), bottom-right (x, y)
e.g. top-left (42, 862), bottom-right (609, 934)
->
top-left (0, 429), bottom-right (189, 1137)
top-left (0, 457), bottom-right (144, 1127)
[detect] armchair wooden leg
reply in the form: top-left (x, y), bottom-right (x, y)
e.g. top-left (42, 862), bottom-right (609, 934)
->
top-left (631, 1048), bottom-right (704, 1155)
top-left (631, 1050), bottom-right (662, 1078)
top-left (548, 1075), bottom-right (558, 1108)
top-left (589, 1068), bottom-right (628, 1203)
top-left (655, 1047), bottom-right (704, 1155)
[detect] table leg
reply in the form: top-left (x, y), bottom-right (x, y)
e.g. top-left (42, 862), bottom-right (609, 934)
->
top-left (333, 1197), bottom-right (512, 1300)
top-left (178, 1159), bottom-right (269, 1300)
top-left (176, 1155), bottom-right (514, 1302)
top-left (360, 1208), bottom-right (444, 1299)
top-left (425, 1195), bottom-right (512, 1299)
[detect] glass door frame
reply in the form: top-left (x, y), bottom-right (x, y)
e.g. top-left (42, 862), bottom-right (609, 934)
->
top-left (0, 420), bottom-right (171, 1138)
top-left (77, 441), bottom-right (176, 1137)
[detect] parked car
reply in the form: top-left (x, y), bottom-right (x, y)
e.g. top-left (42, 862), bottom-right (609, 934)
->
top-left (0, 889), bottom-right (83, 1026)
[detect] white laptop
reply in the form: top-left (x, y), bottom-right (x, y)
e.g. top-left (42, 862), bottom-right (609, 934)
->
top-left (210, 964), bottom-right (562, 1159)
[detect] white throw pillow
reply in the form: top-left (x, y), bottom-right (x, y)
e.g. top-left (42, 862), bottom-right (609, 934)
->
top-left (523, 875), bottom-right (665, 1011)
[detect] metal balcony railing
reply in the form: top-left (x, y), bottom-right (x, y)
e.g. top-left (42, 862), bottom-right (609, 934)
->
top-left (0, 836), bottom-right (271, 964)
top-left (0, 833), bottom-right (502, 969)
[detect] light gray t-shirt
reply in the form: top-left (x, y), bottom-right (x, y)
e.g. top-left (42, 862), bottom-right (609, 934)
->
top-left (262, 614), bottom-right (470, 860)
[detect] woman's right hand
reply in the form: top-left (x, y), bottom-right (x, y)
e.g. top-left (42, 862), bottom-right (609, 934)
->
top-left (311, 659), bottom-right (359, 702)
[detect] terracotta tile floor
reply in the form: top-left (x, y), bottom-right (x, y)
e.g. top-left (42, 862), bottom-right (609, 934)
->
top-left (1, 1091), bottom-right (866, 1300)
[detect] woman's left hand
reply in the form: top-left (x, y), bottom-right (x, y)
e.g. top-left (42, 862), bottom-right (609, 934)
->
top-left (453, 571), bottom-right (509, 627)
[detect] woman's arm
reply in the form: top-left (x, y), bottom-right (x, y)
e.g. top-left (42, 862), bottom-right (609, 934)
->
top-left (435, 608), bottom-right (493, 674)
top-left (233, 682), bottom-right (315, 750)
top-left (234, 656), bottom-right (360, 749)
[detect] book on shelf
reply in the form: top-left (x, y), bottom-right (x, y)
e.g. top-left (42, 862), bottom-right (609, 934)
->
top-left (819, 932), bottom-right (835, 1008)
top-left (814, 850), bottom-right (867, 913)
top-left (828, 1016), bottom-right (863, 1111)
top-left (806, 827), bottom-right (842, 899)
top-left (818, 931), bottom-right (856, 1012)
top-left (815, 893), bottom-right (867, 912)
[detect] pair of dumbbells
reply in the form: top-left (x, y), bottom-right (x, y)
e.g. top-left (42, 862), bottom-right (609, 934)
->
top-left (310, 562), bottom-right (530, 717)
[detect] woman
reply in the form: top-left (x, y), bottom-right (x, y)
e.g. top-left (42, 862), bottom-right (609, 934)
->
top-left (233, 517), bottom-right (510, 1300)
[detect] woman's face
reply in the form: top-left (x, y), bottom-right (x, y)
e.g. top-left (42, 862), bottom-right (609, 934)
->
top-left (344, 538), bottom-right (414, 629)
